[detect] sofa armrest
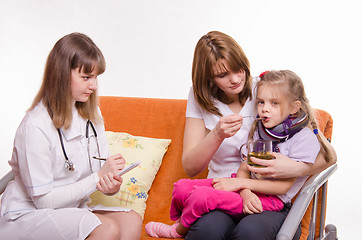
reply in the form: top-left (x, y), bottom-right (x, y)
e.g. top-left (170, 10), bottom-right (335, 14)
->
top-left (0, 171), bottom-right (14, 195)
top-left (276, 164), bottom-right (338, 240)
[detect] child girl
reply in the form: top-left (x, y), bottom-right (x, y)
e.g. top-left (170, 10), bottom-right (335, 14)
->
top-left (145, 70), bottom-right (333, 239)
top-left (0, 33), bottom-right (142, 239)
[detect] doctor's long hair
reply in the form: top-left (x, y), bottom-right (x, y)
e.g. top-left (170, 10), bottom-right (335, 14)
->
top-left (29, 32), bottom-right (105, 129)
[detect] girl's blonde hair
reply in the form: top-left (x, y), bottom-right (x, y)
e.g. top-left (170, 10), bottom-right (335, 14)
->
top-left (248, 70), bottom-right (333, 162)
top-left (192, 31), bottom-right (252, 116)
top-left (29, 32), bottom-right (106, 129)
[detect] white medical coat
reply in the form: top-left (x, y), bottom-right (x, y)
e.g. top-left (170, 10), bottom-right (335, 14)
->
top-left (1, 102), bottom-right (109, 220)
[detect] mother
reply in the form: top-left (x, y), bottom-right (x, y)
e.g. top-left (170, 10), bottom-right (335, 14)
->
top-left (182, 31), bottom-right (336, 240)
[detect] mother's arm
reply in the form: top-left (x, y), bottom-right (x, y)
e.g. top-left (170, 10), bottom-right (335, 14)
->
top-left (182, 117), bottom-right (222, 177)
top-left (182, 114), bottom-right (243, 177)
top-left (247, 134), bottom-right (337, 178)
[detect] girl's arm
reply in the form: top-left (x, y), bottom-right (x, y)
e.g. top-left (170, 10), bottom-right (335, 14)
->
top-left (246, 134), bottom-right (337, 178)
top-left (213, 176), bottom-right (296, 195)
top-left (238, 177), bottom-right (295, 195)
top-left (212, 162), bottom-right (296, 195)
top-left (182, 115), bottom-right (243, 177)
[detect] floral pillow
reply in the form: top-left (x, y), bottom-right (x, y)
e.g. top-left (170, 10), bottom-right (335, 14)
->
top-left (89, 131), bottom-right (171, 218)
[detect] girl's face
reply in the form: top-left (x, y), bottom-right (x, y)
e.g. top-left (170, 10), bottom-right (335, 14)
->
top-left (213, 60), bottom-right (246, 101)
top-left (70, 67), bottom-right (98, 103)
top-left (257, 84), bottom-right (300, 128)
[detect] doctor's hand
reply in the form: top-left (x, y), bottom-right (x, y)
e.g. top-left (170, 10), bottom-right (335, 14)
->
top-left (98, 153), bottom-right (125, 178)
top-left (211, 114), bottom-right (243, 140)
top-left (97, 172), bottom-right (123, 195)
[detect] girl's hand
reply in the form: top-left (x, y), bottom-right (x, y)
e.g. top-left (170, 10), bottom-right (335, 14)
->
top-left (212, 178), bottom-right (243, 192)
top-left (98, 153), bottom-right (125, 178)
top-left (97, 172), bottom-right (123, 195)
top-left (240, 189), bottom-right (263, 214)
top-left (212, 114), bottom-right (243, 140)
top-left (246, 152), bottom-right (301, 178)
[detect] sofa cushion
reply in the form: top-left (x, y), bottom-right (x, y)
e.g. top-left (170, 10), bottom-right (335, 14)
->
top-left (88, 131), bottom-right (171, 218)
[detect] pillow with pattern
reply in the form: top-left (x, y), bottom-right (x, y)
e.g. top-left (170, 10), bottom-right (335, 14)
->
top-left (89, 131), bottom-right (171, 218)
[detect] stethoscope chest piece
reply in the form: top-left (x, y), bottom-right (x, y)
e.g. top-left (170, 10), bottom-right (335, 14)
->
top-left (65, 160), bottom-right (75, 171)
top-left (58, 120), bottom-right (100, 172)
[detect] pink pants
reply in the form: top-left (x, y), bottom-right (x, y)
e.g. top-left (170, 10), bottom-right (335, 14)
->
top-left (170, 178), bottom-right (284, 228)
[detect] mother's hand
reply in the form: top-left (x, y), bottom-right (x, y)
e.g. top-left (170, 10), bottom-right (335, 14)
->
top-left (246, 152), bottom-right (307, 178)
top-left (212, 114), bottom-right (243, 140)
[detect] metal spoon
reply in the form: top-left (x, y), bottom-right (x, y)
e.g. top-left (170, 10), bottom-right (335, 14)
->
top-left (243, 116), bottom-right (265, 120)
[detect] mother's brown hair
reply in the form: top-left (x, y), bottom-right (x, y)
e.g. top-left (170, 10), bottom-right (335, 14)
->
top-left (192, 31), bottom-right (252, 116)
top-left (29, 32), bottom-right (106, 129)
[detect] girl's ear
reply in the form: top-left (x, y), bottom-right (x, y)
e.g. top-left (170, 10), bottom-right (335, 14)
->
top-left (290, 101), bottom-right (301, 115)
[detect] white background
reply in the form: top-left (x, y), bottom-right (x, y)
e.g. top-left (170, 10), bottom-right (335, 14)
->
top-left (0, 0), bottom-right (360, 239)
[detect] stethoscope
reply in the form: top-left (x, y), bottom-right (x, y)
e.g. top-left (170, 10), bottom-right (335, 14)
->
top-left (57, 120), bottom-right (101, 171)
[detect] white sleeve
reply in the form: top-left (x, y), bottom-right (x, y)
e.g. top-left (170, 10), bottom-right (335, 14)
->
top-left (287, 128), bottom-right (320, 164)
top-left (32, 172), bottom-right (99, 209)
top-left (185, 87), bottom-right (203, 119)
top-left (17, 117), bottom-right (54, 196)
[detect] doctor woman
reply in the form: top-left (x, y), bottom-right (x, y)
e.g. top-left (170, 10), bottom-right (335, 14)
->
top-left (0, 33), bottom-right (142, 240)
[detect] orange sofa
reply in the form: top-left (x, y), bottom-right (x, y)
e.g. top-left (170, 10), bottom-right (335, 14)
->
top-left (98, 96), bottom-right (334, 240)
top-left (0, 96), bottom-right (335, 239)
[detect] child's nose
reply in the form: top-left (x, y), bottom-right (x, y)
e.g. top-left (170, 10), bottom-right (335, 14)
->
top-left (262, 104), bottom-right (270, 112)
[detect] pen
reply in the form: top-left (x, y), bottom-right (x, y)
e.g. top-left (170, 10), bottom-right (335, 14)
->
top-left (93, 156), bottom-right (107, 161)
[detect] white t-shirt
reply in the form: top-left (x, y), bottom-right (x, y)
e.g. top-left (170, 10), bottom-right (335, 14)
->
top-left (186, 87), bottom-right (256, 178)
top-left (244, 125), bottom-right (320, 203)
top-left (275, 127), bottom-right (320, 203)
top-left (1, 102), bottom-right (111, 220)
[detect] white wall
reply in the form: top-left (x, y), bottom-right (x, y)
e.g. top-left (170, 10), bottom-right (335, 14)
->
top-left (0, 0), bottom-right (360, 238)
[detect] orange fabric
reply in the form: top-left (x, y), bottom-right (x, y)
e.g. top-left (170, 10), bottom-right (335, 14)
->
top-left (99, 96), bottom-right (207, 240)
top-left (296, 109), bottom-right (333, 240)
top-left (98, 97), bottom-right (333, 240)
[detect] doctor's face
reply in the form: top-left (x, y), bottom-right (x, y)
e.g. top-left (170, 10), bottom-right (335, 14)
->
top-left (70, 67), bottom-right (98, 103)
